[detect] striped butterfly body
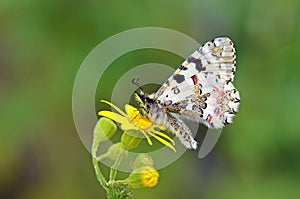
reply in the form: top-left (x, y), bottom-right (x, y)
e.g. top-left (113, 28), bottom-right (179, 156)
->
top-left (134, 37), bottom-right (240, 149)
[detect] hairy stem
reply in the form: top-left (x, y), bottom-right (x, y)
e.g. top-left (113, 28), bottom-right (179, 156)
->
top-left (109, 150), bottom-right (124, 181)
top-left (92, 156), bottom-right (108, 190)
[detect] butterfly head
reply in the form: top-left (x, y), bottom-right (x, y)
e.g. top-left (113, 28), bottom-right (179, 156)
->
top-left (134, 90), bottom-right (155, 113)
top-left (131, 78), bottom-right (156, 115)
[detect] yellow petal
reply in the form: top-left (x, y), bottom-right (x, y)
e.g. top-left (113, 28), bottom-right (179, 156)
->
top-left (125, 104), bottom-right (140, 115)
top-left (153, 130), bottom-right (175, 146)
top-left (121, 122), bottom-right (138, 131)
top-left (100, 100), bottom-right (127, 117)
top-left (98, 111), bottom-right (127, 124)
top-left (139, 130), bottom-right (153, 145)
top-left (148, 132), bottom-right (176, 152)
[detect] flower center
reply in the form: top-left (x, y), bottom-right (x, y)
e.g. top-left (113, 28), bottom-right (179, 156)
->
top-left (128, 109), bottom-right (152, 130)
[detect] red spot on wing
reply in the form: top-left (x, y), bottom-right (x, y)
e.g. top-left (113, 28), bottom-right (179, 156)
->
top-left (221, 91), bottom-right (226, 96)
top-left (191, 75), bottom-right (198, 85)
top-left (216, 99), bottom-right (223, 104)
top-left (213, 85), bottom-right (219, 92)
top-left (207, 114), bottom-right (213, 123)
top-left (215, 108), bottom-right (221, 116)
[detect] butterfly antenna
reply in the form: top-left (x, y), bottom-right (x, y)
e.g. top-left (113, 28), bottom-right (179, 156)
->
top-left (131, 78), bottom-right (144, 93)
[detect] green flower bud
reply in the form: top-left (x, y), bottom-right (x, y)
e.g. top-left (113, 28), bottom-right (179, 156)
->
top-left (100, 143), bottom-right (128, 161)
top-left (94, 117), bottom-right (117, 144)
top-left (131, 154), bottom-right (154, 170)
top-left (121, 130), bottom-right (142, 150)
top-left (126, 166), bottom-right (159, 188)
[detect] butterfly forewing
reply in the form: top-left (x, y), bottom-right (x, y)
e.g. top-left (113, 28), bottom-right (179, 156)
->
top-left (155, 37), bottom-right (240, 129)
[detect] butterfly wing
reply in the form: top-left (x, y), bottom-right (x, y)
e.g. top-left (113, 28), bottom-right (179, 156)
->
top-left (155, 37), bottom-right (240, 129)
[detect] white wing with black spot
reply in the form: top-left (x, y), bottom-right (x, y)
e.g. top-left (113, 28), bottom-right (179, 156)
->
top-left (155, 37), bottom-right (240, 128)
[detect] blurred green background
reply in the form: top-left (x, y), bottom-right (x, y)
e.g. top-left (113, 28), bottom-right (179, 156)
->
top-left (1, 0), bottom-right (300, 198)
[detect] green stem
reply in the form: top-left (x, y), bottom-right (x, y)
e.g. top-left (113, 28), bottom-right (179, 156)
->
top-left (97, 153), bottom-right (108, 162)
top-left (91, 135), bottom-right (108, 190)
top-left (109, 150), bottom-right (124, 181)
top-left (91, 140), bottom-right (98, 157)
top-left (115, 179), bottom-right (129, 185)
top-left (92, 156), bottom-right (108, 190)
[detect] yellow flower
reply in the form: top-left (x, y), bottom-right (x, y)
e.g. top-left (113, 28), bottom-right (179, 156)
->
top-left (98, 100), bottom-right (176, 152)
top-left (127, 166), bottom-right (159, 188)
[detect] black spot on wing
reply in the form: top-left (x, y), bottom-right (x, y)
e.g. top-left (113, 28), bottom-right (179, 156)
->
top-left (232, 67), bottom-right (236, 75)
top-left (179, 65), bottom-right (188, 70)
top-left (223, 118), bottom-right (229, 125)
top-left (187, 57), bottom-right (206, 72)
top-left (172, 86), bottom-right (180, 94)
top-left (192, 105), bottom-right (203, 117)
top-left (173, 74), bottom-right (185, 83)
top-left (165, 79), bottom-right (170, 86)
top-left (164, 100), bottom-right (172, 106)
top-left (201, 102), bottom-right (207, 109)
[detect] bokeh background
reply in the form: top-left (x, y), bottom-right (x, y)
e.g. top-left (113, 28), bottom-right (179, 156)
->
top-left (1, 0), bottom-right (300, 198)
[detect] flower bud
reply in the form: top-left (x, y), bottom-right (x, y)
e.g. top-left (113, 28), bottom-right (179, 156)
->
top-left (101, 142), bottom-right (127, 161)
top-left (127, 166), bottom-right (159, 188)
top-left (131, 154), bottom-right (154, 170)
top-left (121, 130), bottom-right (142, 150)
top-left (93, 117), bottom-right (117, 144)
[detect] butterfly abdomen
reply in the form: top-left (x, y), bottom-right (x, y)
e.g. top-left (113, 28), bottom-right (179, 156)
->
top-left (146, 102), bottom-right (197, 149)
top-left (165, 112), bottom-right (197, 149)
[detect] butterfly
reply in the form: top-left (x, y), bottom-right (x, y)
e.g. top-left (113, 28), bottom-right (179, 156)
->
top-left (134, 37), bottom-right (240, 149)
